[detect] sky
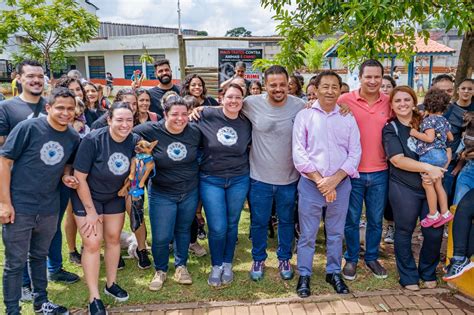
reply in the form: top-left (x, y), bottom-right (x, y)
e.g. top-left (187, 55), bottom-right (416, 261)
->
top-left (91, 0), bottom-right (279, 36)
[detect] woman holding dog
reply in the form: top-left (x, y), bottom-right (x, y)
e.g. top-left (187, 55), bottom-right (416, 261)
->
top-left (72, 102), bottom-right (139, 314)
top-left (192, 83), bottom-right (252, 286)
top-left (382, 86), bottom-right (446, 291)
top-left (133, 95), bottom-right (201, 292)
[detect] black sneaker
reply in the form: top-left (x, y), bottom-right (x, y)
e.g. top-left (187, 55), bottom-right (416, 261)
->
top-left (69, 249), bottom-right (82, 266)
top-left (88, 298), bottom-right (107, 315)
top-left (342, 261), bottom-right (357, 281)
top-left (443, 257), bottom-right (474, 281)
top-left (366, 260), bottom-right (388, 279)
top-left (136, 248), bottom-right (152, 269)
top-left (197, 225), bottom-right (207, 240)
top-left (104, 283), bottom-right (129, 302)
top-left (34, 301), bottom-right (69, 314)
top-left (48, 268), bottom-right (79, 284)
top-left (117, 256), bottom-right (125, 270)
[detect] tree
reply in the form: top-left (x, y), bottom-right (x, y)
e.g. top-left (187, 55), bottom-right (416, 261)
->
top-left (304, 38), bottom-right (337, 72)
top-left (225, 27), bottom-right (252, 37)
top-left (139, 47), bottom-right (155, 65)
top-left (261, 0), bottom-right (473, 85)
top-left (197, 30), bottom-right (208, 36)
top-left (0, 0), bottom-right (99, 78)
top-left (253, 38), bottom-right (337, 73)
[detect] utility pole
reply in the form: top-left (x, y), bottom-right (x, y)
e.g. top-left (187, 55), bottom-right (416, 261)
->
top-left (177, 0), bottom-right (182, 35)
top-left (177, 0), bottom-right (186, 82)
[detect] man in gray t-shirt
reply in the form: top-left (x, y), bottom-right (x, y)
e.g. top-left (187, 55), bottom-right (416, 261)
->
top-left (244, 65), bottom-right (305, 282)
top-left (243, 93), bottom-right (305, 184)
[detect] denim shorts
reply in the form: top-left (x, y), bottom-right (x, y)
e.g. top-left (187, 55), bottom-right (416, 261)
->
top-left (71, 191), bottom-right (125, 216)
top-left (419, 148), bottom-right (448, 168)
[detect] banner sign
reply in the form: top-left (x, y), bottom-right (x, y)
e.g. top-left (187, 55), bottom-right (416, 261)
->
top-left (218, 48), bottom-right (263, 86)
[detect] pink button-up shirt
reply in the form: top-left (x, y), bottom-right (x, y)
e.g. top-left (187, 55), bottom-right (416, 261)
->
top-left (338, 90), bottom-right (391, 172)
top-left (292, 101), bottom-right (362, 179)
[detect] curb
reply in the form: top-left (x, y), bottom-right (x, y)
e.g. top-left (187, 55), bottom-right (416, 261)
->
top-left (86, 288), bottom-right (452, 314)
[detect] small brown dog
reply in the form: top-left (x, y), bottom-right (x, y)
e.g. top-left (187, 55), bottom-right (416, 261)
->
top-left (118, 139), bottom-right (158, 197)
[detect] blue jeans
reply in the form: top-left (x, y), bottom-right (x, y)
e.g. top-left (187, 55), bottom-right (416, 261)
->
top-left (453, 160), bottom-right (474, 205)
top-left (23, 184), bottom-right (70, 286)
top-left (443, 162), bottom-right (456, 204)
top-left (344, 170), bottom-right (388, 263)
top-left (249, 179), bottom-right (297, 262)
top-left (200, 173), bottom-right (249, 266)
top-left (419, 148), bottom-right (448, 167)
top-left (3, 214), bottom-right (59, 314)
top-left (148, 186), bottom-right (199, 272)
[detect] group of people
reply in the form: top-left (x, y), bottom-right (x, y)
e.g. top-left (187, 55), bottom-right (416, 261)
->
top-left (0, 57), bottom-right (473, 315)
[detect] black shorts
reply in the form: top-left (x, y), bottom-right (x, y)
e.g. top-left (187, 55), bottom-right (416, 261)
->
top-left (71, 191), bottom-right (125, 217)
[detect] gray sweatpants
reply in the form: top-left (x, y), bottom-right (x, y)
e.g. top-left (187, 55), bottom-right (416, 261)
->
top-left (297, 176), bottom-right (351, 276)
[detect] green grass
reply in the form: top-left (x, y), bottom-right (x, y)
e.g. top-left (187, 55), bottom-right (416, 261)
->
top-left (0, 205), bottom-right (400, 313)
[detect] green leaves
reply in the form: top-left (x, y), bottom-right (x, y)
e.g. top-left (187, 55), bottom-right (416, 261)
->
top-left (0, 0), bottom-right (99, 78)
top-left (225, 27), bottom-right (252, 37)
top-left (260, 0), bottom-right (473, 70)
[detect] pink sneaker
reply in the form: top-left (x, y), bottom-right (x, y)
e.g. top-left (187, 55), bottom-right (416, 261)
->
top-left (420, 214), bottom-right (442, 228)
top-left (433, 211), bottom-right (454, 228)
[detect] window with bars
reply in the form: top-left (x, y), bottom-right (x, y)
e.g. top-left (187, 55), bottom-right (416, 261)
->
top-left (88, 56), bottom-right (105, 79)
top-left (124, 54), bottom-right (166, 80)
top-left (146, 54), bottom-right (166, 80)
top-left (124, 55), bottom-right (142, 80)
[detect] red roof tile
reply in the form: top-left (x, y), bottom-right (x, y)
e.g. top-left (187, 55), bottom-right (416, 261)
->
top-left (414, 37), bottom-right (455, 54)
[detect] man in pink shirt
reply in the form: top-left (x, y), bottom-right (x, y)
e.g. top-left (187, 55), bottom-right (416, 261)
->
top-left (338, 59), bottom-right (391, 280)
top-left (293, 71), bottom-right (361, 297)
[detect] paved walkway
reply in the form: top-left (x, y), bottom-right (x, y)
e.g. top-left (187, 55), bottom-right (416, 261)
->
top-left (72, 288), bottom-right (473, 314)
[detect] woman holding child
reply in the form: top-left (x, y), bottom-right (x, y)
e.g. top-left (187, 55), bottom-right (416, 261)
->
top-left (382, 86), bottom-right (446, 291)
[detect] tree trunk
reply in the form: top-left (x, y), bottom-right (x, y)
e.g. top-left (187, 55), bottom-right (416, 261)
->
top-left (454, 31), bottom-right (473, 88)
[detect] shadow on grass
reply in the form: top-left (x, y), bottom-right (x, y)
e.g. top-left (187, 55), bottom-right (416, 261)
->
top-left (2, 207), bottom-right (401, 312)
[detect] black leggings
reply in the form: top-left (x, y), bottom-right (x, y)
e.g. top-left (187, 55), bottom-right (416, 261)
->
top-left (389, 180), bottom-right (443, 286)
top-left (384, 202), bottom-right (394, 222)
top-left (190, 216), bottom-right (198, 244)
top-left (453, 189), bottom-right (474, 258)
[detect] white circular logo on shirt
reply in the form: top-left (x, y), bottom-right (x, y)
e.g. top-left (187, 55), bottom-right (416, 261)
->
top-left (108, 152), bottom-right (130, 175)
top-left (407, 137), bottom-right (417, 153)
top-left (40, 141), bottom-right (64, 165)
top-left (217, 126), bottom-right (238, 146)
top-left (167, 142), bottom-right (187, 161)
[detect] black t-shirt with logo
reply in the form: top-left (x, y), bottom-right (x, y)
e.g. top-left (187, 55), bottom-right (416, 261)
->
top-left (192, 107), bottom-right (251, 177)
top-left (73, 127), bottom-right (139, 202)
top-left (0, 96), bottom-right (47, 136)
top-left (148, 85), bottom-right (180, 117)
top-left (0, 117), bottom-right (80, 215)
top-left (383, 119), bottom-right (423, 191)
top-left (133, 120), bottom-right (201, 195)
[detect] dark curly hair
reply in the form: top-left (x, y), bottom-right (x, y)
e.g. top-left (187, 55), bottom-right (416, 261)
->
top-left (54, 75), bottom-right (86, 102)
top-left (423, 88), bottom-right (451, 114)
top-left (181, 74), bottom-right (207, 98)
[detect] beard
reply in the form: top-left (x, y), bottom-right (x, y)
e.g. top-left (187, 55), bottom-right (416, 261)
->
top-left (158, 74), bottom-right (172, 85)
top-left (30, 90), bottom-right (43, 96)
